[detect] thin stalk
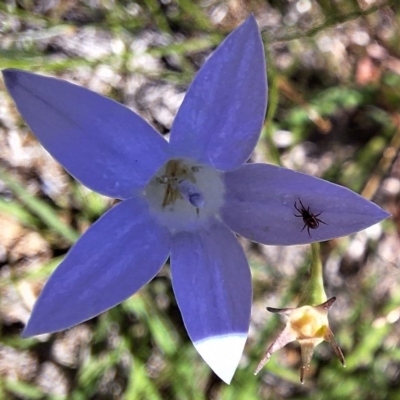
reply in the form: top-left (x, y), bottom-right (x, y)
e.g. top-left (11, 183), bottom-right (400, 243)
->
top-left (297, 242), bottom-right (327, 306)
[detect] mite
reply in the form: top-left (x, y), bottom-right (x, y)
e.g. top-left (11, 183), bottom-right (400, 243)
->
top-left (294, 198), bottom-right (327, 236)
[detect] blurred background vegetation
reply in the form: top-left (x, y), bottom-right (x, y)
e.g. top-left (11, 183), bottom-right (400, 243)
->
top-left (1, 0), bottom-right (400, 398)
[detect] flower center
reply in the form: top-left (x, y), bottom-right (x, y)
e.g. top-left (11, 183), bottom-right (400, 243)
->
top-left (289, 306), bottom-right (329, 340)
top-left (144, 158), bottom-right (225, 232)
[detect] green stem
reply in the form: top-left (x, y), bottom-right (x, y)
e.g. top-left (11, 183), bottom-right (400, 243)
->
top-left (297, 242), bottom-right (327, 306)
top-left (268, 1), bottom-right (394, 43)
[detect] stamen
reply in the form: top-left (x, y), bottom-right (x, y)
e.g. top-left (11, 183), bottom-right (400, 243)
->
top-left (144, 158), bottom-right (225, 232)
top-left (177, 179), bottom-right (205, 208)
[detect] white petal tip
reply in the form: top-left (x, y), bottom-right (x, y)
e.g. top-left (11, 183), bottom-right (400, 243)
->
top-left (21, 323), bottom-right (36, 338)
top-left (194, 334), bottom-right (247, 384)
top-left (21, 325), bottom-right (50, 340)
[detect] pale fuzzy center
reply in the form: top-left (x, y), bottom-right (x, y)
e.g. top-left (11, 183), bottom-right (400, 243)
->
top-left (143, 158), bottom-right (225, 232)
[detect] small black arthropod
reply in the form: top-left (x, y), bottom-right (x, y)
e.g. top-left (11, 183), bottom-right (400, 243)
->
top-left (294, 198), bottom-right (327, 236)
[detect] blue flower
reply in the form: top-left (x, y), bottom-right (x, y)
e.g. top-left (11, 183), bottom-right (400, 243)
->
top-left (2, 16), bottom-right (388, 383)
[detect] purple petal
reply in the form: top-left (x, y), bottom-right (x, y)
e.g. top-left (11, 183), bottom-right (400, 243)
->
top-left (23, 196), bottom-right (171, 337)
top-left (221, 163), bottom-right (390, 245)
top-left (169, 15), bottom-right (267, 170)
top-left (2, 69), bottom-right (170, 199)
top-left (170, 220), bottom-right (252, 383)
